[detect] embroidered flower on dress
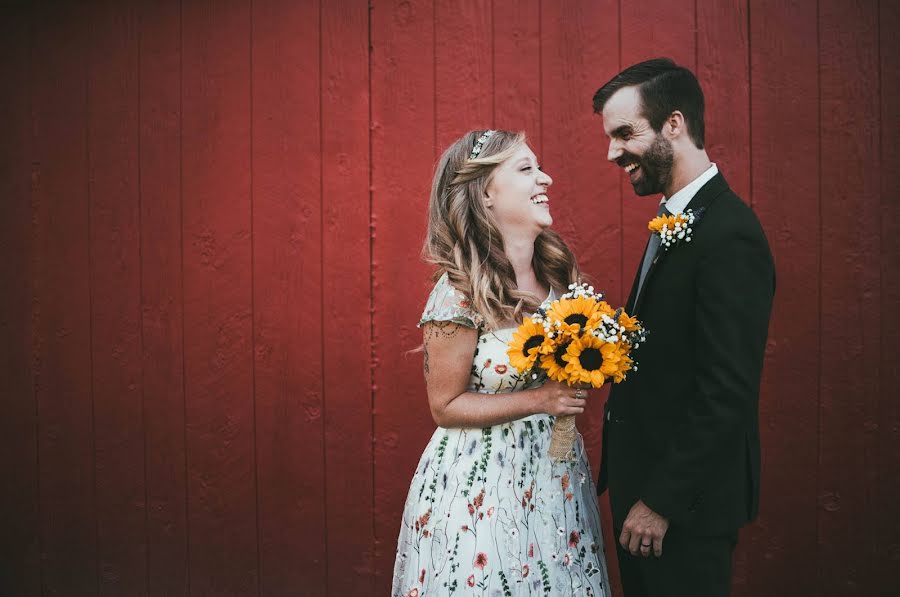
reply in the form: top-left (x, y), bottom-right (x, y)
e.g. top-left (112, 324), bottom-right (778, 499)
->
top-left (474, 552), bottom-right (488, 570)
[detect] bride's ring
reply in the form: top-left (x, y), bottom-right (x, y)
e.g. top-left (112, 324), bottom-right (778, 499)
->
top-left (575, 389), bottom-right (586, 399)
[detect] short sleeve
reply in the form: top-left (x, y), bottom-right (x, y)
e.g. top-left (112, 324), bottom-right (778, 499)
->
top-left (418, 272), bottom-right (485, 329)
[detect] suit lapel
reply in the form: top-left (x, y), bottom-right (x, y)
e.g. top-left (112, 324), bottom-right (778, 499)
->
top-left (632, 173), bottom-right (731, 315)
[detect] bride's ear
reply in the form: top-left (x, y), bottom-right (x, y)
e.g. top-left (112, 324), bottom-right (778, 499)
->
top-left (483, 192), bottom-right (492, 208)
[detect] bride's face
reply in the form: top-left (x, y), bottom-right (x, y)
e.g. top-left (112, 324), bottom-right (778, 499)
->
top-left (484, 143), bottom-right (553, 238)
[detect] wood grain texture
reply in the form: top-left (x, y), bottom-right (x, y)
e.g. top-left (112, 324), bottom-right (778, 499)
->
top-left (493, 0), bottom-right (541, 149)
top-left (745, 1), bottom-right (820, 593)
top-left (370, 0), bottom-right (436, 592)
top-left (251, 0), bottom-right (325, 594)
top-left (181, 0), bottom-right (257, 594)
top-left (0, 3), bottom-right (39, 594)
top-left (87, 1), bottom-right (147, 593)
top-left (818, 0), bottom-right (881, 593)
top-left (138, 0), bottom-right (189, 594)
top-left (321, 0), bottom-right (376, 594)
top-left (879, 1), bottom-right (900, 590)
top-left (31, 3), bottom-right (98, 594)
top-left (697, 0), bottom-right (750, 201)
top-left (435, 0), bottom-right (493, 149)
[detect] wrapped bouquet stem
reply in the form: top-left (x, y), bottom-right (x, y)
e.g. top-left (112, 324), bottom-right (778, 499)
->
top-left (507, 283), bottom-right (648, 462)
top-left (547, 405), bottom-right (579, 461)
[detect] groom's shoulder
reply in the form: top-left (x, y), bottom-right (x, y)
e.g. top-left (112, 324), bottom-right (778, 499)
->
top-left (702, 187), bottom-right (769, 245)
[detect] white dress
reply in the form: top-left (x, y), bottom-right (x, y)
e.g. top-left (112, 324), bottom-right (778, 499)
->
top-left (392, 274), bottom-right (610, 597)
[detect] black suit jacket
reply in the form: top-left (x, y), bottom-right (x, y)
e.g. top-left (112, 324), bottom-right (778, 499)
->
top-left (598, 172), bottom-right (775, 536)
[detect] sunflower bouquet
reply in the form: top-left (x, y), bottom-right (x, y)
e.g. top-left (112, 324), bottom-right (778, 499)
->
top-left (506, 283), bottom-right (648, 461)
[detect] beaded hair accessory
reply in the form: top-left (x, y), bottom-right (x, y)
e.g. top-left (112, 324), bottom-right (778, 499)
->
top-left (469, 130), bottom-right (496, 159)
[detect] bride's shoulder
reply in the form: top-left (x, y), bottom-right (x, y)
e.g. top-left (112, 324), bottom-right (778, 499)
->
top-left (418, 272), bottom-right (484, 330)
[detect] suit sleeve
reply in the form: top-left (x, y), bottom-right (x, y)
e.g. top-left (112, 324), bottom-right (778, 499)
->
top-left (640, 212), bottom-right (775, 522)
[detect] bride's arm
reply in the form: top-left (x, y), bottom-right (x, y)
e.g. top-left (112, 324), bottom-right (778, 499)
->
top-left (423, 321), bottom-right (585, 428)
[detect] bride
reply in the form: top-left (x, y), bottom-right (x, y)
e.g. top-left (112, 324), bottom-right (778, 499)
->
top-left (392, 129), bottom-right (610, 596)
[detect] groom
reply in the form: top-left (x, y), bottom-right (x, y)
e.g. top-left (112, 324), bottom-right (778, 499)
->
top-left (593, 59), bottom-right (775, 596)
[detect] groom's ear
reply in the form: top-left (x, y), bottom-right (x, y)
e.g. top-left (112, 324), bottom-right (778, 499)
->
top-left (665, 110), bottom-right (686, 140)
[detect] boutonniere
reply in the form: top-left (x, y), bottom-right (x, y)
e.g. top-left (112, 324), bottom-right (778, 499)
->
top-left (648, 207), bottom-right (705, 250)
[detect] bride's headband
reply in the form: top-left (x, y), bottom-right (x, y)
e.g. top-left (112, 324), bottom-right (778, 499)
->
top-left (469, 130), bottom-right (496, 159)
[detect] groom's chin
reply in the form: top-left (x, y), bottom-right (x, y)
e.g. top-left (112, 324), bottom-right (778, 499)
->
top-left (630, 183), bottom-right (659, 197)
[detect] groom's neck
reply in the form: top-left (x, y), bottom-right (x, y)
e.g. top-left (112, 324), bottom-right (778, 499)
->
top-left (665, 147), bottom-right (712, 198)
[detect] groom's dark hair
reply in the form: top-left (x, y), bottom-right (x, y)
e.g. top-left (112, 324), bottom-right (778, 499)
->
top-left (593, 58), bottom-right (706, 149)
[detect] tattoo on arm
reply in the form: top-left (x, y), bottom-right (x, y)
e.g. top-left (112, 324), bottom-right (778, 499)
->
top-left (424, 320), bottom-right (462, 341)
top-left (423, 321), bottom-right (462, 376)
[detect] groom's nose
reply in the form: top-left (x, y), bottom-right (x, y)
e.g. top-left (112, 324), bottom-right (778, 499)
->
top-left (607, 139), bottom-right (623, 162)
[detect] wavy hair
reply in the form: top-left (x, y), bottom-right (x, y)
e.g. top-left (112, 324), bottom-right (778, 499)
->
top-left (424, 130), bottom-right (581, 330)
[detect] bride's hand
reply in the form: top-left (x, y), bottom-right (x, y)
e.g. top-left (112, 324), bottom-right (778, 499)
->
top-left (535, 380), bottom-right (587, 416)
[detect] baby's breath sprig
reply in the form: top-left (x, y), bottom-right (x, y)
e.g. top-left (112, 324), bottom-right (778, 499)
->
top-left (648, 209), bottom-right (697, 250)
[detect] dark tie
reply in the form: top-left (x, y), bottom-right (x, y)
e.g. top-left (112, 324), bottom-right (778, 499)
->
top-left (635, 202), bottom-right (670, 302)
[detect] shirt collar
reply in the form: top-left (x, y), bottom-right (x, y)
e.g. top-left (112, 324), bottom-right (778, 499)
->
top-left (661, 163), bottom-right (718, 215)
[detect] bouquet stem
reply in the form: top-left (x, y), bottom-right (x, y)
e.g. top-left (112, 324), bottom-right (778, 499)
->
top-left (548, 414), bottom-right (578, 462)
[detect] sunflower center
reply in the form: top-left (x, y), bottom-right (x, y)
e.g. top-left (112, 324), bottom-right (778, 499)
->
top-left (578, 348), bottom-right (604, 371)
top-left (564, 314), bottom-right (589, 329)
top-left (523, 335), bottom-right (544, 355)
top-left (554, 342), bottom-right (571, 368)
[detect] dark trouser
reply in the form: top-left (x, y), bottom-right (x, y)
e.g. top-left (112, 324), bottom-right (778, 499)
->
top-left (614, 524), bottom-right (737, 597)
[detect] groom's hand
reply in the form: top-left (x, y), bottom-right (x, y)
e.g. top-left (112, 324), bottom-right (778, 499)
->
top-left (619, 500), bottom-right (669, 558)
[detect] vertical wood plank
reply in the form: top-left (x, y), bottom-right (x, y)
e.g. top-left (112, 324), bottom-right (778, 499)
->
top-left (879, 1), bottom-right (900, 590)
top-left (619, 1), bottom-right (696, 291)
top-left (818, 0), bottom-right (881, 593)
top-left (87, 1), bottom-right (147, 593)
top-left (540, 2), bottom-right (622, 593)
top-left (251, 0), bottom-right (325, 594)
top-left (746, 1), bottom-right (819, 593)
top-left (493, 0), bottom-right (540, 149)
top-left (697, 0), bottom-right (750, 201)
top-left (31, 2), bottom-right (98, 593)
top-left (0, 2), bottom-right (40, 593)
top-left (322, 0), bottom-right (376, 593)
top-left (435, 0), bottom-right (492, 148)
top-left (139, 0), bottom-right (189, 594)
top-left (181, 0), bottom-right (257, 594)
top-left (371, 0), bottom-right (435, 592)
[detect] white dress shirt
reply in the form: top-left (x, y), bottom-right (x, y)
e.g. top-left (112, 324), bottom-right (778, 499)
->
top-left (661, 163), bottom-right (718, 215)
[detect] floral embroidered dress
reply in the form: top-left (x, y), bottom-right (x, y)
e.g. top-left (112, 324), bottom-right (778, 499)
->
top-left (392, 274), bottom-right (610, 597)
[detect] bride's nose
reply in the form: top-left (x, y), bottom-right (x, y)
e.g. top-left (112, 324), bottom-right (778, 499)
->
top-left (538, 169), bottom-right (552, 187)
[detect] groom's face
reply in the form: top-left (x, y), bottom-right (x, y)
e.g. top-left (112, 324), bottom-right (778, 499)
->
top-left (601, 86), bottom-right (674, 196)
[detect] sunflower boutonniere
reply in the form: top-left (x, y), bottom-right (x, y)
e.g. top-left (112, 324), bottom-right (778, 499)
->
top-left (648, 207), bottom-right (705, 250)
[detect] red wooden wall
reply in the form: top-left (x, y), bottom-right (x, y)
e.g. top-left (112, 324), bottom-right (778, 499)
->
top-left (1, 0), bottom-right (897, 595)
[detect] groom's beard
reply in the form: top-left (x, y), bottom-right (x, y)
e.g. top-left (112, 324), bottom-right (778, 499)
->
top-left (625, 134), bottom-right (674, 196)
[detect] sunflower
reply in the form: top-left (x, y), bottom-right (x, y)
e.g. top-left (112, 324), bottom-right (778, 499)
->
top-left (648, 214), bottom-right (681, 233)
top-left (545, 296), bottom-right (600, 336)
top-left (540, 340), bottom-right (573, 383)
top-left (563, 335), bottom-right (612, 387)
top-left (601, 341), bottom-right (633, 383)
top-left (507, 318), bottom-right (552, 373)
top-left (616, 310), bottom-right (641, 332)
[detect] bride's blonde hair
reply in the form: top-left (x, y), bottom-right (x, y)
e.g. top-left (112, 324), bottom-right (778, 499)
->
top-left (424, 130), bottom-right (580, 330)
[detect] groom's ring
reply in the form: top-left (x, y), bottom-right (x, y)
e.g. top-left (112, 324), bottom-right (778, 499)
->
top-left (640, 542), bottom-right (652, 548)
